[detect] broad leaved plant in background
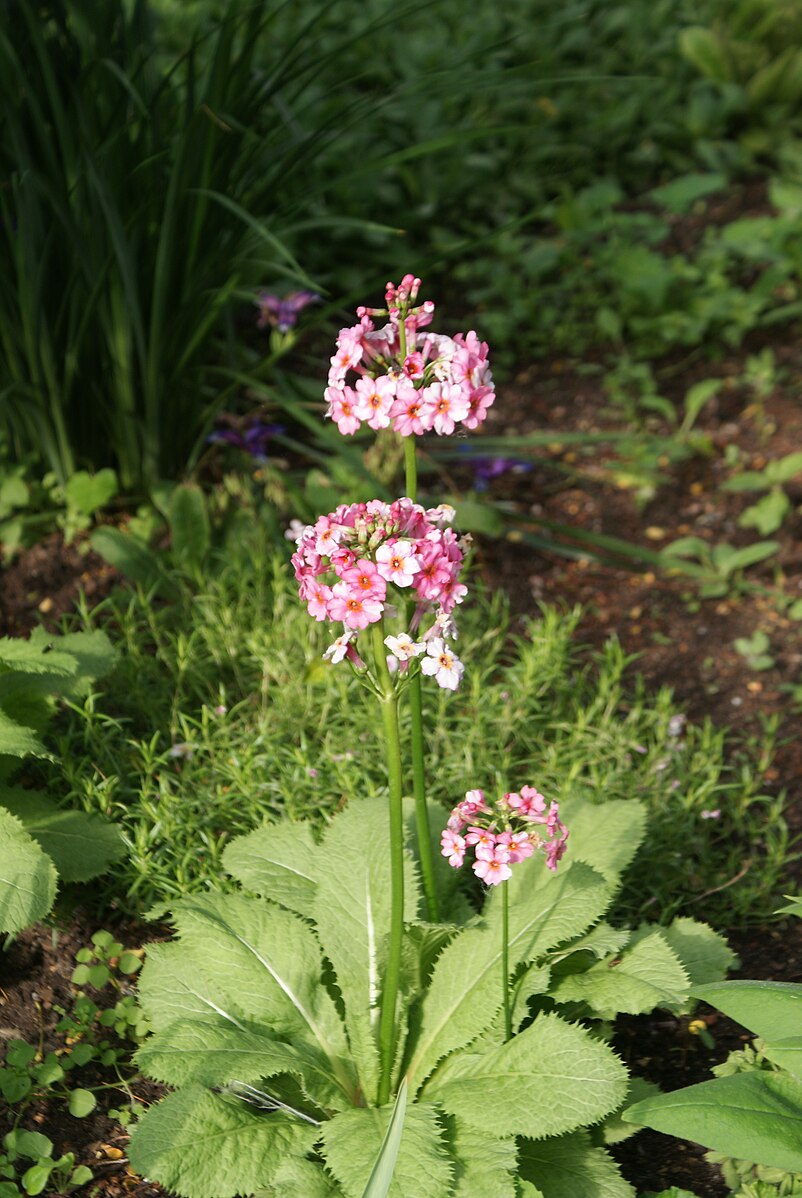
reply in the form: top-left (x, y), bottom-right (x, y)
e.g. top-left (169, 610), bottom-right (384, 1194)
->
top-left (127, 281), bottom-right (734, 1197)
top-left (0, 628), bottom-right (123, 935)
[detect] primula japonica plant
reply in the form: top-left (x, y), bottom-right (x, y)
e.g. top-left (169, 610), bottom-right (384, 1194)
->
top-left (127, 280), bottom-right (734, 1198)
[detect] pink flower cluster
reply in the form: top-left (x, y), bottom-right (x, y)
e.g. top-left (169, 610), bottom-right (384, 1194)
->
top-left (441, 786), bottom-right (569, 884)
top-left (325, 276), bottom-right (494, 437)
top-left (291, 499), bottom-right (468, 689)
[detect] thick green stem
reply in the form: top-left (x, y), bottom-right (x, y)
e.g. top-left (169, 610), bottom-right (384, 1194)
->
top-left (409, 674), bottom-right (439, 921)
top-left (401, 432), bottom-right (438, 921)
top-left (502, 882), bottom-right (512, 1042)
top-left (371, 620), bottom-right (406, 1107)
top-left (403, 434), bottom-right (417, 501)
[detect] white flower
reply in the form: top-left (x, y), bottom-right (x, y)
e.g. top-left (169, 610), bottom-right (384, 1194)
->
top-left (420, 637), bottom-right (464, 691)
top-left (323, 629), bottom-right (354, 664)
top-left (384, 633), bottom-right (425, 661)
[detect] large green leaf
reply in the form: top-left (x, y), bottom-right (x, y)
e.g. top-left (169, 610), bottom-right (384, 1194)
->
top-left (27, 627), bottom-right (116, 695)
top-left (448, 1117), bottom-right (518, 1198)
top-left (0, 809), bottom-right (57, 934)
top-left (428, 1012), bottom-right (627, 1138)
top-left (169, 484), bottom-right (211, 571)
top-left (551, 795), bottom-right (646, 884)
top-left (550, 931), bottom-right (689, 1015)
top-left (659, 919), bottom-right (735, 988)
top-left (518, 1131), bottom-right (635, 1198)
top-left (135, 1013), bottom-right (345, 1110)
top-left (138, 895), bottom-right (356, 1106)
top-left (223, 820), bottom-right (320, 918)
top-left (320, 1100), bottom-right (452, 1198)
top-left (313, 797), bottom-right (421, 1104)
top-left (127, 1084), bottom-right (317, 1198)
top-left (254, 1157), bottom-right (343, 1197)
top-left (1, 787), bottom-right (124, 882)
top-left (691, 980), bottom-right (802, 1040)
top-left (0, 637), bottom-right (76, 676)
top-left (623, 1071), bottom-right (802, 1173)
top-left (406, 861), bottom-right (610, 1091)
top-left (0, 710), bottom-right (49, 759)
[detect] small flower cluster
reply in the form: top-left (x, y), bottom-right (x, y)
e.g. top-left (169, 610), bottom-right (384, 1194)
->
top-left (441, 786), bottom-right (569, 884)
top-left (325, 275), bottom-right (494, 437)
top-left (291, 499), bottom-right (468, 689)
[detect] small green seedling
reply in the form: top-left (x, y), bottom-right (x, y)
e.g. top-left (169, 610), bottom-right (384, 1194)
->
top-left (733, 630), bottom-right (775, 671)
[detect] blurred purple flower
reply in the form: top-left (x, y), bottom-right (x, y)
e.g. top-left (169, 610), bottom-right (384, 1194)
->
top-left (469, 455), bottom-right (533, 491)
top-left (255, 289), bottom-right (320, 333)
top-left (208, 419), bottom-right (284, 461)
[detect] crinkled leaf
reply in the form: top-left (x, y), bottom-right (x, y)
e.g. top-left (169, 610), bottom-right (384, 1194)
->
top-left (28, 627), bottom-right (116, 696)
top-left (691, 979), bottom-right (802, 1041)
top-left (0, 809), bottom-right (57, 934)
top-left (254, 1157), bottom-right (343, 1197)
top-left (0, 637), bottom-right (76, 676)
top-left (0, 710), bottom-right (49, 759)
top-left (223, 820), bottom-right (320, 917)
top-left (660, 918), bottom-right (735, 987)
top-left (138, 895), bottom-right (355, 1106)
top-left (128, 1085), bottom-right (317, 1198)
top-left (550, 795), bottom-right (646, 884)
top-left (623, 1071), bottom-right (802, 1173)
top-left (427, 1012), bottom-right (627, 1139)
top-left (448, 1116), bottom-right (518, 1198)
top-left (136, 1014), bottom-right (346, 1110)
top-left (407, 861), bottom-right (609, 1090)
top-left (1, 787), bottom-right (124, 881)
top-left (548, 923), bottom-right (629, 966)
top-left (313, 797), bottom-right (421, 1103)
top-left (320, 1100), bottom-right (451, 1198)
top-left (518, 1131), bottom-right (635, 1198)
top-left (550, 931), bottom-right (689, 1015)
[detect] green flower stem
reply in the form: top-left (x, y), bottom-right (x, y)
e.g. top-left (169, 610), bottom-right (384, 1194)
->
top-left (502, 881), bottom-right (512, 1042)
top-left (403, 434), bottom-right (417, 502)
top-left (401, 432), bottom-right (439, 922)
top-left (371, 619), bottom-right (406, 1107)
top-left (409, 674), bottom-right (440, 921)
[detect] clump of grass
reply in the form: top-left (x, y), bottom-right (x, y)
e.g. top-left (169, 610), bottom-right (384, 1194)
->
top-left (49, 532), bottom-right (788, 926)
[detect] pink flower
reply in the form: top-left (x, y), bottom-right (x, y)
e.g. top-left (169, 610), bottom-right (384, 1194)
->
top-left (508, 786), bottom-right (547, 819)
top-left (353, 375), bottom-right (395, 430)
top-left (305, 582), bottom-right (332, 621)
top-left (465, 825), bottom-right (498, 857)
top-left (420, 638), bottom-right (464, 690)
top-left (473, 850), bottom-right (512, 886)
top-left (390, 383), bottom-right (429, 436)
top-left (375, 540), bottom-right (421, 588)
top-left (546, 832), bottom-right (568, 872)
top-left (423, 382), bottom-right (470, 436)
top-left (325, 386), bottom-right (360, 435)
top-left (328, 582), bottom-right (383, 630)
top-left (341, 558), bottom-right (387, 601)
top-left (497, 831), bottom-right (534, 863)
top-left (440, 829), bottom-right (466, 868)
